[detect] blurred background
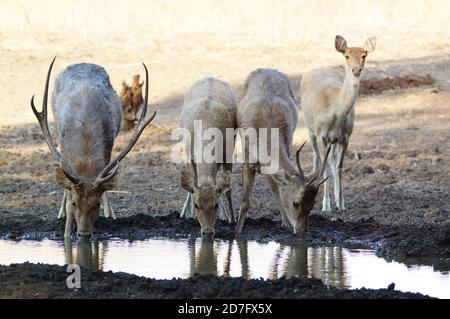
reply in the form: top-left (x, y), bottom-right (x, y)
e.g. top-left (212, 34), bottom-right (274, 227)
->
top-left (0, 0), bottom-right (449, 125)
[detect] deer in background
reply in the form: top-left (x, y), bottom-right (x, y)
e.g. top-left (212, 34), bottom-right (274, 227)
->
top-left (31, 58), bottom-right (155, 238)
top-left (179, 77), bottom-right (237, 238)
top-left (300, 35), bottom-right (376, 212)
top-left (119, 74), bottom-right (145, 131)
top-left (236, 69), bottom-right (330, 234)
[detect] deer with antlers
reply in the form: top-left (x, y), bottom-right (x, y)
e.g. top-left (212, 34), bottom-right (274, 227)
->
top-left (31, 58), bottom-right (156, 238)
top-left (236, 69), bottom-right (330, 234)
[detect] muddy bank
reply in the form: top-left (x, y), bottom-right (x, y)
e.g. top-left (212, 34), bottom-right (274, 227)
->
top-left (1, 213), bottom-right (448, 263)
top-left (0, 263), bottom-right (432, 299)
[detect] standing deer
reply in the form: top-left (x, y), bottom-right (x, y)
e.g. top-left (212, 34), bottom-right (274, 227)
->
top-left (119, 81), bottom-right (136, 131)
top-left (119, 74), bottom-right (144, 131)
top-left (31, 58), bottom-right (156, 238)
top-left (300, 35), bottom-right (376, 212)
top-left (236, 69), bottom-right (330, 234)
top-left (179, 77), bottom-right (237, 238)
top-left (131, 74), bottom-right (144, 112)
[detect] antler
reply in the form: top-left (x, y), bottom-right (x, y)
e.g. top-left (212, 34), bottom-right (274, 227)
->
top-left (295, 140), bottom-right (307, 183)
top-left (31, 57), bottom-right (81, 185)
top-left (94, 63), bottom-right (156, 186)
top-left (307, 144), bottom-right (332, 188)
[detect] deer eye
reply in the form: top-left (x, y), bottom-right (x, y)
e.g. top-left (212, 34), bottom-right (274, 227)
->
top-left (194, 203), bottom-right (199, 209)
top-left (215, 203), bottom-right (219, 209)
top-left (345, 55), bottom-right (350, 60)
top-left (71, 201), bottom-right (76, 207)
top-left (293, 201), bottom-right (300, 208)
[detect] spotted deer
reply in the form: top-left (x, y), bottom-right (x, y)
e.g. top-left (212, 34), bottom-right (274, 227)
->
top-left (300, 35), bottom-right (376, 212)
top-left (179, 77), bottom-right (237, 238)
top-left (236, 69), bottom-right (330, 234)
top-left (31, 58), bottom-right (156, 238)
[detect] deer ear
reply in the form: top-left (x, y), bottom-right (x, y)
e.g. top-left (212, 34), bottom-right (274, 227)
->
top-left (364, 37), bottom-right (377, 52)
top-left (335, 35), bottom-right (347, 54)
top-left (55, 166), bottom-right (73, 190)
top-left (180, 169), bottom-right (195, 193)
top-left (217, 170), bottom-right (231, 194)
top-left (272, 169), bottom-right (288, 184)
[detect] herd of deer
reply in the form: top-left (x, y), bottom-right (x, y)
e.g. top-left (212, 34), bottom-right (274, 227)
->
top-left (31, 35), bottom-right (376, 239)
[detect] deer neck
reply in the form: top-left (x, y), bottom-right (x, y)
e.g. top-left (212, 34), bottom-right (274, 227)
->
top-left (335, 70), bottom-right (360, 118)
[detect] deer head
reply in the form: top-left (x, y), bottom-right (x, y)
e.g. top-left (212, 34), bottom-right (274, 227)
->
top-left (273, 142), bottom-right (331, 233)
top-left (120, 81), bottom-right (137, 130)
top-left (131, 74), bottom-right (144, 111)
top-left (180, 168), bottom-right (231, 236)
top-left (31, 57), bottom-right (156, 238)
top-left (335, 35), bottom-right (377, 78)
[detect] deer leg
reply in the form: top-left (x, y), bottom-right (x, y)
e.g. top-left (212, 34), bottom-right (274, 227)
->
top-left (334, 141), bottom-right (348, 211)
top-left (58, 190), bottom-right (68, 219)
top-left (181, 160), bottom-right (196, 219)
top-left (223, 163), bottom-right (235, 223)
top-left (64, 192), bottom-right (74, 238)
top-left (102, 192), bottom-right (116, 219)
top-left (181, 193), bottom-right (195, 219)
top-left (64, 237), bottom-right (73, 265)
top-left (218, 196), bottom-right (231, 221)
top-left (102, 193), bottom-right (109, 218)
top-left (310, 133), bottom-right (321, 171)
top-left (236, 164), bottom-right (256, 234)
top-left (319, 139), bottom-right (331, 212)
top-left (328, 144), bottom-right (338, 209)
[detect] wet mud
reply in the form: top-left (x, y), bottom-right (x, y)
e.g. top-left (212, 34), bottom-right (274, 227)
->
top-left (0, 263), bottom-right (433, 299)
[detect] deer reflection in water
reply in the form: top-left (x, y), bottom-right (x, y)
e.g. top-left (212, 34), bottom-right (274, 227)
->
top-left (188, 238), bottom-right (254, 279)
top-left (270, 245), bottom-right (347, 288)
top-left (63, 238), bottom-right (346, 286)
top-left (64, 238), bottom-right (107, 270)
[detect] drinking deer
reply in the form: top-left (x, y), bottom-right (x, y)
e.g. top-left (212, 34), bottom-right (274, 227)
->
top-left (300, 35), bottom-right (376, 212)
top-left (236, 69), bottom-right (330, 234)
top-left (31, 57), bottom-right (156, 238)
top-left (179, 77), bottom-right (237, 238)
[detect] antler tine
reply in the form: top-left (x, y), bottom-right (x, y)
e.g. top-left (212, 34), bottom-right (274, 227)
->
top-left (31, 57), bottom-right (80, 185)
top-left (97, 63), bottom-right (156, 181)
top-left (139, 63), bottom-right (149, 121)
top-left (295, 140), bottom-right (307, 183)
top-left (318, 145), bottom-right (332, 179)
top-left (308, 144), bottom-right (332, 188)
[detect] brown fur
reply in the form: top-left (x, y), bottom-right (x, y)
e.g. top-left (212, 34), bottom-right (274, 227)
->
top-left (131, 74), bottom-right (144, 109)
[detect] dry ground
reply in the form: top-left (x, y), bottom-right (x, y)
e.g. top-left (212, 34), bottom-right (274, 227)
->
top-left (0, 0), bottom-right (449, 245)
top-left (1, 48), bottom-right (449, 231)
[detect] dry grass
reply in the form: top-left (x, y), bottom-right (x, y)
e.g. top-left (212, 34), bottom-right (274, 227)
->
top-left (2, 1), bottom-right (449, 43)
